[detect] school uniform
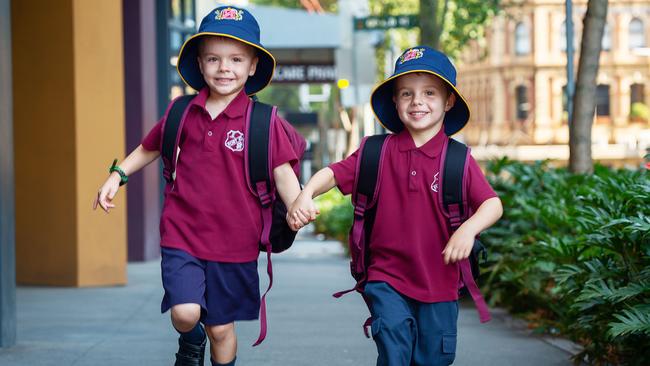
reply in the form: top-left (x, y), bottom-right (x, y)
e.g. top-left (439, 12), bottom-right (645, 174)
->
top-left (332, 45), bottom-right (498, 366)
top-left (141, 87), bottom-right (297, 325)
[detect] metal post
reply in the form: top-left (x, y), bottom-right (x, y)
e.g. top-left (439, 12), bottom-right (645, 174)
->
top-left (0, 0), bottom-right (17, 348)
top-left (566, 0), bottom-right (575, 124)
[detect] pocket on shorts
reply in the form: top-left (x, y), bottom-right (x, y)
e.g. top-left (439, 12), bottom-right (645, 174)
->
top-left (440, 333), bottom-right (457, 365)
top-left (371, 317), bottom-right (382, 339)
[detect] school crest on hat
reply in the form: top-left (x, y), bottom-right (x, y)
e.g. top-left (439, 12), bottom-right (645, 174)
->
top-left (399, 48), bottom-right (425, 64)
top-left (215, 7), bottom-right (244, 21)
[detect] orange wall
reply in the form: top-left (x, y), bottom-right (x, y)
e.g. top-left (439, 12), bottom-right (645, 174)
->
top-left (13, 0), bottom-right (127, 286)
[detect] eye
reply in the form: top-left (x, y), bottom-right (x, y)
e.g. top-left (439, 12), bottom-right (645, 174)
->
top-left (233, 57), bottom-right (243, 62)
top-left (207, 56), bottom-right (218, 62)
top-left (425, 90), bottom-right (435, 96)
top-left (400, 90), bottom-right (412, 97)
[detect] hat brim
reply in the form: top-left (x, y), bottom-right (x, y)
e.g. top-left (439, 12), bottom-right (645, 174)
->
top-left (370, 69), bottom-right (471, 136)
top-left (177, 31), bottom-right (276, 96)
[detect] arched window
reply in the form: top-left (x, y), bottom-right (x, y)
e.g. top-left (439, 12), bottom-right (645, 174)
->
top-left (629, 18), bottom-right (646, 49)
top-left (560, 20), bottom-right (579, 52)
top-left (602, 22), bottom-right (611, 51)
top-left (515, 22), bottom-right (531, 55)
top-left (516, 85), bottom-right (529, 120)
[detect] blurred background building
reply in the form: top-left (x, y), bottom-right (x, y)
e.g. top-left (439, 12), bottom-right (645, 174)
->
top-left (457, 0), bottom-right (650, 163)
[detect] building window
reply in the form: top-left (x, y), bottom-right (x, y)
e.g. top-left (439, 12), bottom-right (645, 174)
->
top-left (602, 22), bottom-right (611, 51)
top-left (166, 0), bottom-right (196, 100)
top-left (515, 22), bottom-right (531, 55)
top-left (629, 18), bottom-right (646, 50)
top-left (630, 83), bottom-right (648, 121)
top-left (516, 85), bottom-right (529, 120)
top-left (596, 84), bottom-right (610, 116)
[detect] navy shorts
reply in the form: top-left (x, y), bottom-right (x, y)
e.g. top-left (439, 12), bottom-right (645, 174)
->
top-left (365, 281), bottom-right (459, 366)
top-left (160, 247), bottom-right (260, 326)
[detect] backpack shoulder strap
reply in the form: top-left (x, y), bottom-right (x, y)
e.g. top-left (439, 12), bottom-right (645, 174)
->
top-left (440, 138), bottom-right (491, 323)
top-left (441, 138), bottom-right (469, 230)
top-left (247, 100), bottom-right (274, 206)
top-left (354, 134), bottom-right (390, 208)
top-left (247, 100), bottom-right (277, 347)
top-left (161, 94), bottom-right (194, 182)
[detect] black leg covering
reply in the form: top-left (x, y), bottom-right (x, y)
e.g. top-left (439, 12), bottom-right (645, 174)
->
top-left (174, 336), bottom-right (206, 366)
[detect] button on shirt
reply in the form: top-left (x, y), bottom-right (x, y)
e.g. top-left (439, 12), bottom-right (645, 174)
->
top-left (330, 128), bottom-right (497, 303)
top-left (142, 88), bottom-right (298, 262)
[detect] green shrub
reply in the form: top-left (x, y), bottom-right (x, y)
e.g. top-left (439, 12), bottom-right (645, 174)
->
top-left (313, 188), bottom-right (353, 245)
top-left (482, 158), bottom-right (650, 365)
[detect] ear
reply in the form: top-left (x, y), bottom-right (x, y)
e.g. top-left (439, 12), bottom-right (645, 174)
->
top-left (197, 56), bottom-right (204, 75)
top-left (249, 56), bottom-right (259, 76)
top-left (445, 92), bottom-right (457, 112)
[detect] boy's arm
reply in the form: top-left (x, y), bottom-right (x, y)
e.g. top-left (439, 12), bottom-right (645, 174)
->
top-left (442, 197), bottom-right (503, 264)
top-left (287, 167), bottom-right (337, 230)
top-left (273, 162), bottom-right (302, 209)
top-left (93, 145), bottom-right (160, 213)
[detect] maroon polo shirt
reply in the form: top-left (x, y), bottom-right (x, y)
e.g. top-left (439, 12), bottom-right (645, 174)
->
top-left (330, 128), bottom-right (497, 303)
top-left (142, 88), bottom-right (298, 262)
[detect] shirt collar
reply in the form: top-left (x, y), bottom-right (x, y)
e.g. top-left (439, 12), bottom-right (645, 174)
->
top-left (190, 87), bottom-right (249, 119)
top-left (396, 126), bottom-right (447, 158)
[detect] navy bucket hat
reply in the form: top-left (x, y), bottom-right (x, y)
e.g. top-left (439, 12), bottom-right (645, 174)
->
top-left (370, 46), bottom-right (471, 135)
top-left (176, 6), bottom-right (275, 96)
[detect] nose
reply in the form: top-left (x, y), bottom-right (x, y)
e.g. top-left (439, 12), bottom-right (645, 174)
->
top-left (218, 59), bottom-right (231, 73)
top-left (411, 93), bottom-right (423, 106)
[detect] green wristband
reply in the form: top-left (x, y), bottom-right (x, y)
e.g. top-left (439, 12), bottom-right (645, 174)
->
top-left (109, 159), bottom-right (128, 186)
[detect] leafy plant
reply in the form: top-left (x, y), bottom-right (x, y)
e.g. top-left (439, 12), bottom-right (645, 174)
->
top-left (482, 158), bottom-right (649, 365)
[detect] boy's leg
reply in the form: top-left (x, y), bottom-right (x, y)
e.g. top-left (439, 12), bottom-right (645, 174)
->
top-left (364, 281), bottom-right (417, 366)
top-left (161, 247), bottom-right (208, 365)
top-left (205, 323), bottom-right (236, 365)
top-left (412, 300), bottom-right (458, 366)
top-left (202, 260), bottom-right (259, 366)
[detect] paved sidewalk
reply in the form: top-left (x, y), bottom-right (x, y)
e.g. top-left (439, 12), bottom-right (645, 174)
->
top-left (0, 239), bottom-right (573, 365)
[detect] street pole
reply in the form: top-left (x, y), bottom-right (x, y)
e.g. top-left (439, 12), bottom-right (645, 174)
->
top-left (566, 0), bottom-right (575, 124)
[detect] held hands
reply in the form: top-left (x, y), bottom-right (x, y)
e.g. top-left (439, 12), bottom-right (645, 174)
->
top-left (92, 172), bottom-right (121, 213)
top-left (286, 191), bottom-right (320, 231)
top-left (442, 225), bottom-right (476, 264)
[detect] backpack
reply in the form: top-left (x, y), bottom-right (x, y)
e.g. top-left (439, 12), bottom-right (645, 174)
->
top-left (161, 94), bottom-right (306, 346)
top-left (333, 134), bottom-right (491, 338)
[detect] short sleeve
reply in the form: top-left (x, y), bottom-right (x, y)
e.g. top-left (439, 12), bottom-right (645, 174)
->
top-left (270, 116), bottom-right (299, 170)
top-left (329, 147), bottom-right (360, 196)
top-left (466, 153), bottom-right (498, 211)
top-left (141, 118), bottom-right (163, 151)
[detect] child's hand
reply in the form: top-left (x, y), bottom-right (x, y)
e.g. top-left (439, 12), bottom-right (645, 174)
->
top-left (93, 173), bottom-right (121, 213)
top-left (287, 191), bottom-right (320, 230)
top-left (442, 225), bottom-right (476, 264)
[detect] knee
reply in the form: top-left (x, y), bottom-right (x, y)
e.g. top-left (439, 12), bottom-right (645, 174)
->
top-left (206, 323), bottom-right (235, 344)
top-left (171, 303), bottom-right (201, 331)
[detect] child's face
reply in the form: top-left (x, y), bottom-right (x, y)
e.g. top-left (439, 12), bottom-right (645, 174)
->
top-left (392, 73), bottom-right (456, 136)
top-left (197, 36), bottom-right (258, 98)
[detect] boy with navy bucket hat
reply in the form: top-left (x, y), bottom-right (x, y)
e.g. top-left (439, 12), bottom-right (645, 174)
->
top-left (288, 46), bottom-right (503, 365)
top-left (94, 6), bottom-right (303, 366)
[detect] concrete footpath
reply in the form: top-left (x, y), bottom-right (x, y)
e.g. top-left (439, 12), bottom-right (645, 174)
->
top-left (0, 239), bottom-right (573, 365)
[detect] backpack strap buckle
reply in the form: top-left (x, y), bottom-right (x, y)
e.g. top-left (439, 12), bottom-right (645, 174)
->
top-left (255, 181), bottom-right (272, 207)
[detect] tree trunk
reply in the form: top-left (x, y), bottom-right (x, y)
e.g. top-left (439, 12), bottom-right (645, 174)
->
top-left (419, 0), bottom-right (441, 49)
top-left (570, 0), bottom-right (608, 174)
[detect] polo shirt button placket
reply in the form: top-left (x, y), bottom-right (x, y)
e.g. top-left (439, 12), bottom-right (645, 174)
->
top-left (408, 152), bottom-right (418, 192)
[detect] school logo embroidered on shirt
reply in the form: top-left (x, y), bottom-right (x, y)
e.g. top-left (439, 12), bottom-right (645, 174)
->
top-left (399, 48), bottom-right (425, 64)
top-left (215, 7), bottom-right (244, 21)
top-left (430, 172), bottom-right (440, 192)
top-left (225, 130), bottom-right (245, 152)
